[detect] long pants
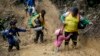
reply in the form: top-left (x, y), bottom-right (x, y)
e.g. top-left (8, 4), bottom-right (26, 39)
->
top-left (35, 30), bottom-right (44, 43)
top-left (8, 42), bottom-right (20, 52)
top-left (64, 32), bottom-right (78, 46)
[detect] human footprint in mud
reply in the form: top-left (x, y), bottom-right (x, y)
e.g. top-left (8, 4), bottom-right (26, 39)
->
top-left (1, 21), bottom-right (29, 52)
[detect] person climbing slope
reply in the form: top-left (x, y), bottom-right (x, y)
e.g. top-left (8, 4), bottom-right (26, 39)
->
top-left (2, 21), bottom-right (29, 52)
top-left (63, 7), bottom-right (81, 49)
top-left (25, 0), bottom-right (36, 16)
top-left (27, 9), bottom-right (46, 43)
top-left (33, 10), bottom-right (46, 43)
top-left (63, 7), bottom-right (93, 50)
top-left (54, 28), bottom-right (72, 51)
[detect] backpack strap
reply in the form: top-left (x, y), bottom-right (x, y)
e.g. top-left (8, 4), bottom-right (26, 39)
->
top-left (32, 14), bottom-right (40, 26)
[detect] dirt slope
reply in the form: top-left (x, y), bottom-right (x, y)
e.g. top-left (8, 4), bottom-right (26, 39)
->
top-left (0, 0), bottom-right (100, 56)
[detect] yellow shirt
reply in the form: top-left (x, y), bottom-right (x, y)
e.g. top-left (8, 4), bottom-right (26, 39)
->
top-left (64, 14), bottom-right (79, 32)
top-left (32, 13), bottom-right (45, 26)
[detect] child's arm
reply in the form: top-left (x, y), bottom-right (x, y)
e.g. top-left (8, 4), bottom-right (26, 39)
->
top-left (65, 33), bottom-right (72, 40)
top-left (16, 28), bottom-right (27, 32)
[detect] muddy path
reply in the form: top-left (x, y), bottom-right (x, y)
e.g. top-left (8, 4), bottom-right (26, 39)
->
top-left (0, 0), bottom-right (100, 56)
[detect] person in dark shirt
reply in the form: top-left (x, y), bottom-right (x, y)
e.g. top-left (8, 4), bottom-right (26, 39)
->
top-left (33, 10), bottom-right (46, 43)
top-left (2, 21), bottom-right (28, 52)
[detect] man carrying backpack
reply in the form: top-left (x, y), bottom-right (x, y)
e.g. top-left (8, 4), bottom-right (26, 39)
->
top-left (28, 10), bottom-right (46, 43)
top-left (0, 18), bottom-right (6, 40)
top-left (34, 10), bottom-right (46, 43)
top-left (63, 7), bottom-right (93, 49)
top-left (63, 7), bottom-right (79, 49)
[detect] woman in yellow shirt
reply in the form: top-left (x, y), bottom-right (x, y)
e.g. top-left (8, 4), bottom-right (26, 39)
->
top-left (64, 7), bottom-right (79, 49)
